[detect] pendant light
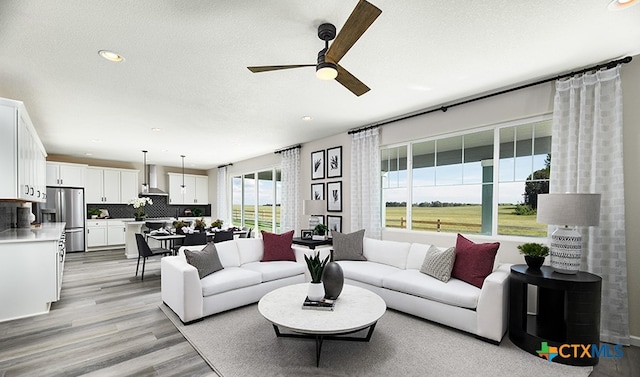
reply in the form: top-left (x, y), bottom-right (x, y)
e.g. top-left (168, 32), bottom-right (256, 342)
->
top-left (141, 150), bottom-right (149, 193)
top-left (180, 155), bottom-right (186, 194)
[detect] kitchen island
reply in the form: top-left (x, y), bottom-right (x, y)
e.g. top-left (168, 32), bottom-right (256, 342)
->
top-left (0, 223), bottom-right (66, 322)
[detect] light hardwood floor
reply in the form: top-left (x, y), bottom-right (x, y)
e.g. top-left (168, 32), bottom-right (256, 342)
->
top-left (0, 249), bottom-right (637, 377)
top-left (0, 249), bottom-right (215, 377)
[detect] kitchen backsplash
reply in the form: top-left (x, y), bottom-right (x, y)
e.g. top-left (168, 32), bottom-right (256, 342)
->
top-left (0, 202), bottom-right (15, 231)
top-left (87, 195), bottom-right (210, 220)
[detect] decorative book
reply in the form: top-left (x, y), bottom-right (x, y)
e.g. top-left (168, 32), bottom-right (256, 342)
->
top-left (302, 297), bottom-right (335, 311)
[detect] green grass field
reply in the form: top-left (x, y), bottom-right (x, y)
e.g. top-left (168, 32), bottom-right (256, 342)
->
top-left (385, 205), bottom-right (546, 237)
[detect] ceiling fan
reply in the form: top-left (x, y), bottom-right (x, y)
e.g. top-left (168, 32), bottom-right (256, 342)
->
top-left (247, 0), bottom-right (382, 96)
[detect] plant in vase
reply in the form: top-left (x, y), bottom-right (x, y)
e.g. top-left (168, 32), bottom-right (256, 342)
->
top-left (194, 218), bottom-right (206, 232)
top-left (173, 220), bottom-right (188, 234)
top-left (313, 224), bottom-right (329, 240)
top-left (129, 197), bottom-right (153, 221)
top-left (517, 242), bottom-right (550, 269)
top-left (304, 251), bottom-right (330, 301)
top-left (88, 208), bottom-right (101, 219)
top-left (210, 219), bottom-right (224, 229)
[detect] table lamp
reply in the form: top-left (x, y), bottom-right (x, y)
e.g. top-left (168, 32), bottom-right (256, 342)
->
top-left (303, 200), bottom-right (326, 229)
top-left (536, 193), bottom-right (601, 274)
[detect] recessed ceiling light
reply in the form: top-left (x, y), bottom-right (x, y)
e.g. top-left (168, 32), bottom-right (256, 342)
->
top-left (302, 116), bottom-right (313, 121)
top-left (151, 127), bottom-right (162, 132)
top-left (608, 0), bottom-right (637, 10)
top-left (98, 50), bottom-right (124, 62)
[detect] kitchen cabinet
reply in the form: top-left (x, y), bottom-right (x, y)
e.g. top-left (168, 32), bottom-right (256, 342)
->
top-left (0, 223), bottom-right (65, 322)
top-left (86, 167), bottom-right (139, 204)
top-left (168, 173), bottom-right (209, 204)
top-left (87, 219), bottom-right (126, 248)
top-left (0, 97), bottom-right (47, 202)
top-left (46, 162), bottom-right (87, 187)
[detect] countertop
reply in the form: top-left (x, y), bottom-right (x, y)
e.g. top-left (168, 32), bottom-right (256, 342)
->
top-left (0, 223), bottom-right (66, 244)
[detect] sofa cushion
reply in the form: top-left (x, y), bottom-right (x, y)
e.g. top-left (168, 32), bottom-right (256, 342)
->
top-left (363, 238), bottom-right (411, 269)
top-left (261, 230), bottom-right (296, 262)
top-left (383, 270), bottom-right (481, 309)
top-left (451, 234), bottom-right (500, 288)
top-left (420, 245), bottom-right (456, 282)
top-left (242, 261), bottom-right (306, 282)
top-left (184, 242), bottom-right (224, 279)
top-left (213, 240), bottom-right (241, 267)
top-left (200, 267), bottom-right (262, 297)
top-left (332, 229), bottom-right (366, 261)
top-left (406, 243), bottom-right (432, 270)
top-left (236, 238), bottom-right (265, 264)
top-left (337, 260), bottom-right (402, 287)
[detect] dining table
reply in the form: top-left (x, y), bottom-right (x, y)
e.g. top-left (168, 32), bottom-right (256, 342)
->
top-left (148, 229), bottom-right (250, 253)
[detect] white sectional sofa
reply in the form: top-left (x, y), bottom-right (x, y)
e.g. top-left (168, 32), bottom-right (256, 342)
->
top-left (161, 236), bottom-right (510, 344)
top-left (326, 237), bottom-right (511, 343)
top-left (161, 238), bottom-right (308, 323)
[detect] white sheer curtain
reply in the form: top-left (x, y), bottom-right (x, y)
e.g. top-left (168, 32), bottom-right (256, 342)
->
top-left (216, 166), bottom-right (228, 223)
top-left (551, 66), bottom-right (629, 345)
top-left (350, 128), bottom-right (381, 239)
top-left (280, 148), bottom-right (301, 233)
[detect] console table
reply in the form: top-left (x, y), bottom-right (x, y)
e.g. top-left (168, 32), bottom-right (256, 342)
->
top-left (509, 265), bottom-right (601, 366)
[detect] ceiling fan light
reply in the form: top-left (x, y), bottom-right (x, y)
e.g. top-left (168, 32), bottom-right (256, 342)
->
top-left (608, 0), bottom-right (637, 10)
top-left (316, 62), bottom-right (338, 80)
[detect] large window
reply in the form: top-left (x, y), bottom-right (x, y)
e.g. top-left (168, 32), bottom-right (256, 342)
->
top-left (231, 168), bottom-right (281, 232)
top-left (381, 116), bottom-right (551, 237)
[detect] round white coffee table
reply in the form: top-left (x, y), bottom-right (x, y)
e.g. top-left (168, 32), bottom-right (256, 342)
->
top-left (258, 283), bottom-right (386, 366)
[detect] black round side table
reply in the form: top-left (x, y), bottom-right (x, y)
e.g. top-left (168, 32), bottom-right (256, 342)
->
top-left (509, 265), bottom-right (602, 366)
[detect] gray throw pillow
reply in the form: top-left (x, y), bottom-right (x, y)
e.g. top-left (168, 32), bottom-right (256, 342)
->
top-left (420, 245), bottom-right (456, 282)
top-left (184, 242), bottom-right (224, 279)
top-left (332, 229), bottom-right (366, 261)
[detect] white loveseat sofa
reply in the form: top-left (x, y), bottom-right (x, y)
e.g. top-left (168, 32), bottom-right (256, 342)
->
top-left (320, 237), bottom-right (511, 343)
top-left (161, 238), bottom-right (308, 323)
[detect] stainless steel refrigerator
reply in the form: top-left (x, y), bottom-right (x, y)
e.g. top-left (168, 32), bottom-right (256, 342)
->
top-left (44, 187), bottom-right (86, 252)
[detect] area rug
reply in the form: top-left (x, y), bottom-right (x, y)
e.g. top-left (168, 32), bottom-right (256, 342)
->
top-left (160, 303), bottom-right (592, 377)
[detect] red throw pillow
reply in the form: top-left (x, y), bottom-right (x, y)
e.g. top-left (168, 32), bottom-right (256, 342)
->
top-left (261, 230), bottom-right (296, 262)
top-left (451, 234), bottom-right (500, 288)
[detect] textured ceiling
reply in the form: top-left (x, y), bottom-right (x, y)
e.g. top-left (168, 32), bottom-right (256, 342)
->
top-left (0, 0), bottom-right (638, 169)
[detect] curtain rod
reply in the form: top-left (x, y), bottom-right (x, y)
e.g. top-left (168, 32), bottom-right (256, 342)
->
top-left (274, 144), bottom-right (301, 154)
top-left (217, 163), bottom-right (233, 168)
top-left (349, 56), bottom-right (632, 133)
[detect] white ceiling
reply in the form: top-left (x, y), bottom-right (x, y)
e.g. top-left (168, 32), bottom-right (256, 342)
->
top-left (1, 0), bottom-right (639, 170)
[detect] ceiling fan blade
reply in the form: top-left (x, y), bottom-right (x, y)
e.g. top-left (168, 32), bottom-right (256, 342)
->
top-left (335, 64), bottom-right (370, 96)
top-left (247, 64), bottom-right (315, 73)
top-left (326, 0), bottom-right (382, 64)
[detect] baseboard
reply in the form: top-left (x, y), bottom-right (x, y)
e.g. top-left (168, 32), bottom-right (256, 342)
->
top-left (630, 335), bottom-right (640, 347)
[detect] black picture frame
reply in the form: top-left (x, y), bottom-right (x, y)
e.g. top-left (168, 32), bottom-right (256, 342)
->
top-left (327, 215), bottom-right (342, 236)
top-left (311, 183), bottom-right (324, 200)
top-left (311, 150), bottom-right (325, 180)
top-left (326, 146), bottom-right (342, 178)
top-left (301, 229), bottom-right (313, 240)
top-left (326, 181), bottom-right (342, 212)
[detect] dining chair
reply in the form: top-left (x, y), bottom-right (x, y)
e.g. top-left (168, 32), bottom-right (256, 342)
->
top-left (239, 227), bottom-right (252, 238)
top-left (135, 233), bottom-right (172, 280)
top-left (173, 232), bottom-right (207, 254)
top-left (213, 230), bottom-right (234, 243)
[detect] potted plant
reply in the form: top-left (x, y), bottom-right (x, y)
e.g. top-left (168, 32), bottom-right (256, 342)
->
top-left (194, 218), bottom-right (206, 232)
top-left (313, 224), bottom-right (329, 240)
top-left (517, 242), bottom-right (550, 269)
top-left (88, 208), bottom-right (101, 219)
top-left (173, 220), bottom-right (188, 234)
top-left (211, 219), bottom-right (224, 229)
top-left (304, 251), bottom-right (330, 301)
top-left (128, 197), bottom-right (153, 221)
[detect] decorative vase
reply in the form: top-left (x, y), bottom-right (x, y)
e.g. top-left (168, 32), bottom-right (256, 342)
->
top-left (322, 261), bottom-right (344, 300)
top-left (525, 255), bottom-right (545, 270)
top-left (307, 282), bottom-right (325, 301)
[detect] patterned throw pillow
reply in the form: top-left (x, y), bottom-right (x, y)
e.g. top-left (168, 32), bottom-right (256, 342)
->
top-left (332, 229), bottom-right (367, 261)
top-left (261, 230), bottom-right (296, 261)
top-left (451, 234), bottom-right (500, 288)
top-left (420, 245), bottom-right (456, 282)
top-left (184, 242), bottom-right (224, 279)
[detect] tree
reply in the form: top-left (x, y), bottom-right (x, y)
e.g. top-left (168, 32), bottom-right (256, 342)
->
top-left (522, 154), bottom-right (550, 209)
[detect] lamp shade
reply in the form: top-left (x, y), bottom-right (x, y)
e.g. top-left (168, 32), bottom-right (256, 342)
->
top-left (536, 193), bottom-right (601, 227)
top-left (304, 200), bottom-right (326, 215)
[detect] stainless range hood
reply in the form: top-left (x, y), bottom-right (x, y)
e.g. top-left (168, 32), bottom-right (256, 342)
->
top-left (140, 164), bottom-right (168, 196)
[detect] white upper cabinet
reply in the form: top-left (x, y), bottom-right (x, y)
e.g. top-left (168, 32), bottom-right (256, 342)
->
top-left (85, 167), bottom-right (138, 204)
top-left (46, 162), bottom-right (86, 187)
top-left (0, 98), bottom-right (47, 202)
top-left (167, 173), bottom-right (208, 205)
